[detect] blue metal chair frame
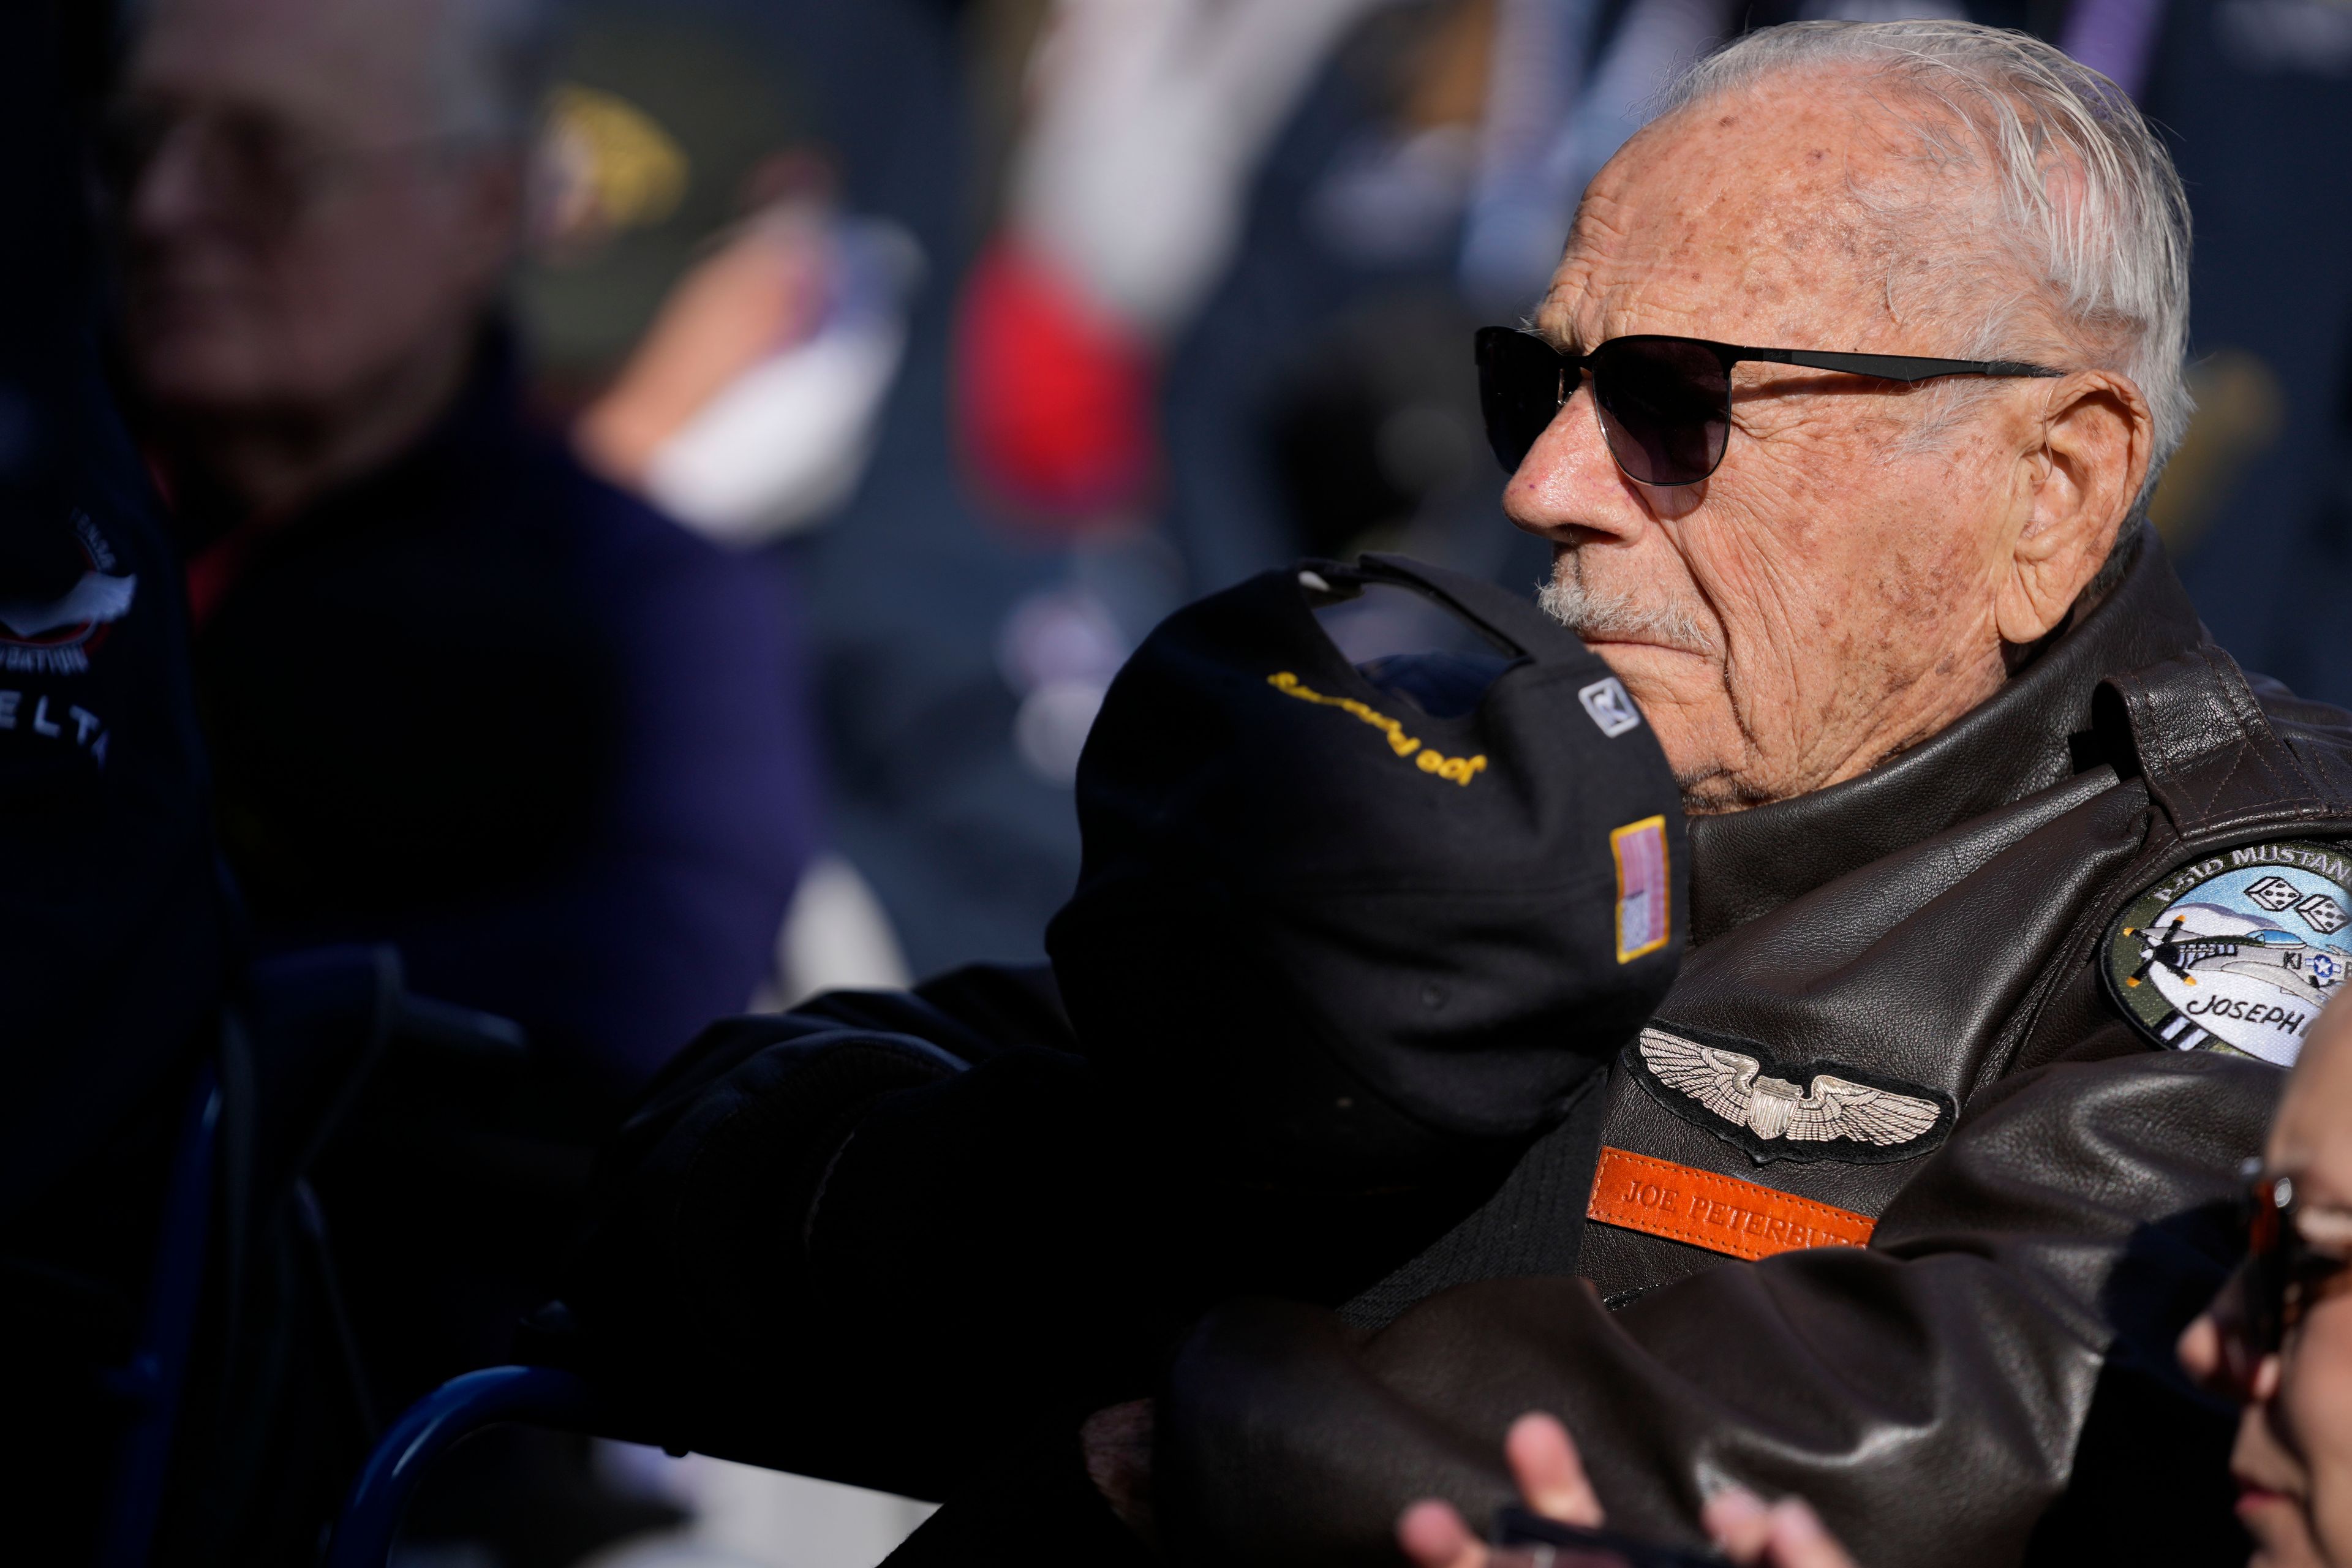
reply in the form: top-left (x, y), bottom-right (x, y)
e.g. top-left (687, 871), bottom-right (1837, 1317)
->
top-left (95, 1061), bottom-right (222, 1568)
top-left (323, 1365), bottom-right (600, 1568)
top-left (84, 946), bottom-right (534, 1567)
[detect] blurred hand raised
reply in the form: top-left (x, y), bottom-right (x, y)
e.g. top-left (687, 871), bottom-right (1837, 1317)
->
top-left (1396, 1412), bottom-right (1860, 1568)
top-left (1396, 1412), bottom-right (1602, 1568)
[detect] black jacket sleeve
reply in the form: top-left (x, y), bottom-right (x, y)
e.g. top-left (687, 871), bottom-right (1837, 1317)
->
top-left (1155, 1051), bottom-right (2271, 1568)
top-left (567, 965), bottom-right (1058, 1496)
top-left (570, 962), bottom-right (1524, 1500)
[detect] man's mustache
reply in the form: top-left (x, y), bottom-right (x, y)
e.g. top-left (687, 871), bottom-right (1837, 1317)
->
top-left (1537, 566), bottom-right (1709, 654)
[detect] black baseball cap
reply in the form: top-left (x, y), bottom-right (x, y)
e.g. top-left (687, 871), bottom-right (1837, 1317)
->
top-left (1046, 553), bottom-right (1685, 1191)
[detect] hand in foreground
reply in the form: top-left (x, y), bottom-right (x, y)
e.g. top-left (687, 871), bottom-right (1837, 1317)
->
top-left (1396, 1412), bottom-right (1858, 1568)
top-left (1082, 1398), bottom-right (1156, 1537)
top-left (1396, 1411), bottom-right (1602, 1567)
top-left (1697, 1487), bottom-right (1860, 1568)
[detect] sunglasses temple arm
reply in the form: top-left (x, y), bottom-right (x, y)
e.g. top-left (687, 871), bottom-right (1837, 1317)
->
top-left (1741, 347), bottom-right (2066, 382)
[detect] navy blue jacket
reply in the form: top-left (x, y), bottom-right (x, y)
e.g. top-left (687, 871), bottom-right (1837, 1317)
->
top-left (181, 343), bottom-right (820, 1088)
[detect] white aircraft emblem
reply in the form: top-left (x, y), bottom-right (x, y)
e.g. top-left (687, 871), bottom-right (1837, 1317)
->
top-left (1638, 1028), bottom-right (1942, 1146)
top-left (0, 570), bottom-right (137, 641)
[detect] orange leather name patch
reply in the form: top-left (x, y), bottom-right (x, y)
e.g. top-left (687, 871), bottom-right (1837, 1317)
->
top-left (1586, 1146), bottom-right (1876, 1261)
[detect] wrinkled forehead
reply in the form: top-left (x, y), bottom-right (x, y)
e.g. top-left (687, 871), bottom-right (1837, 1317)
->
top-left (130, 0), bottom-right (443, 138)
top-left (1537, 73), bottom-right (1968, 351)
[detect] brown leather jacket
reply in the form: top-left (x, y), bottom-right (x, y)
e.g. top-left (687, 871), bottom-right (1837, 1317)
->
top-left (1153, 527), bottom-right (2352, 1565)
top-left (576, 529), bottom-right (2351, 1566)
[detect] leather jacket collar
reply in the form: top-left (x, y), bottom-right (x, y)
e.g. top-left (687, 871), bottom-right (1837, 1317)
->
top-left (1687, 525), bottom-right (2204, 943)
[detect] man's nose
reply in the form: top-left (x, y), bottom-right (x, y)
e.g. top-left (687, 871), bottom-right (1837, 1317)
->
top-left (1500, 372), bottom-right (1644, 546)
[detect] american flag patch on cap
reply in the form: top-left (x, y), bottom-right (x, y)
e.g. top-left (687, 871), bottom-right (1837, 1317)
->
top-left (1611, 815), bottom-right (1671, 962)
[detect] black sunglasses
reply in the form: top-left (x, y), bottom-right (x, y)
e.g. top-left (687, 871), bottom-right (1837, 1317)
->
top-left (1474, 326), bottom-right (2065, 488)
top-left (2217, 1161), bottom-right (2352, 1391)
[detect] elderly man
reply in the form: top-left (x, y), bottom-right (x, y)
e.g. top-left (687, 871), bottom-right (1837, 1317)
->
top-left (116, 0), bottom-right (820, 1095)
top-left (573, 18), bottom-right (2352, 1567)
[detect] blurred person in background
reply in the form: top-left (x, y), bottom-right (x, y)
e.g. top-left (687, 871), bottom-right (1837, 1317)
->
top-left (524, 3), bottom-right (922, 555)
top-left (115, 0), bottom-right (820, 1102)
top-left (107, 0), bottom-right (820, 1555)
top-left (2182, 988), bottom-right (2352, 1568)
top-left (518, 0), bottom-right (929, 1006)
top-left (475, 0), bottom-right (1079, 994)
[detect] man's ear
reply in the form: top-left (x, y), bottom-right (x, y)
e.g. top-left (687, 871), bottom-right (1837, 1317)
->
top-left (1996, 371), bottom-right (2152, 646)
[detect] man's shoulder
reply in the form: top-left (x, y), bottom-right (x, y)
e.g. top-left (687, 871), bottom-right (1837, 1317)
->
top-left (2106, 640), bottom-right (2352, 829)
top-left (2248, 668), bottom-right (2352, 785)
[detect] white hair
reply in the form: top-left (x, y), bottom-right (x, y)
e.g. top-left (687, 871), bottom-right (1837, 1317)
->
top-left (1657, 20), bottom-right (2192, 519)
top-left (433, 0), bottom-right (561, 146)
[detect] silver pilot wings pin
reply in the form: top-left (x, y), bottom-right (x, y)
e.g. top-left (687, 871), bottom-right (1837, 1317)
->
top-left (1630, 1027), bottom-right (1954, 1165)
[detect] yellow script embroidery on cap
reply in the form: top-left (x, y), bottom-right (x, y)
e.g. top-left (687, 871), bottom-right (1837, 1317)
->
top-left (1266, 672), bottom-right (1488, 786)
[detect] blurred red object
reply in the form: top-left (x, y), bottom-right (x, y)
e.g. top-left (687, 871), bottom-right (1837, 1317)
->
top-left (953, 238), bottom-right (1156, 531)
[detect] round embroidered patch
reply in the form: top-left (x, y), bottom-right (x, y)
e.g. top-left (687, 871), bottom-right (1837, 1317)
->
top-left (2104, 840), bottom-right (2352, 1066)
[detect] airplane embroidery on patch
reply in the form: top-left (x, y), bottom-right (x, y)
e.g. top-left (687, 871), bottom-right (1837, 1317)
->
top-left (2101, 839), bottom-right (2352, 1068)
top-left (1631, 1027), bottom-right (1954, 1166)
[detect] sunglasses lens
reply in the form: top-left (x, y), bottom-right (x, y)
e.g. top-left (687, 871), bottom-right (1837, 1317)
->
top-left (2245, 1180), bottom-right (2293, 1357)
top-left (1593, 337), bottom-right (1731, 486)
top-left (1476, 328), bottom-right (1567, 474)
